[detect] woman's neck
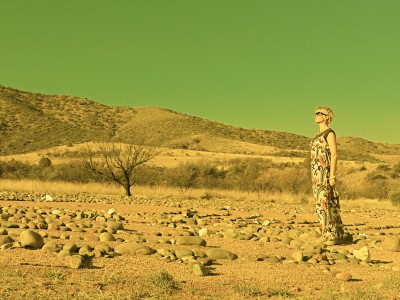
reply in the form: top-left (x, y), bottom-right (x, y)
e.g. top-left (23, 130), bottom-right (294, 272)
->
top-left (319, 124), bottom-right (329, 133)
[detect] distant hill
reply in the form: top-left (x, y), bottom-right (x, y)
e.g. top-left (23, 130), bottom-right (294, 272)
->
top-left (1, 84), bottom-right (399, 160)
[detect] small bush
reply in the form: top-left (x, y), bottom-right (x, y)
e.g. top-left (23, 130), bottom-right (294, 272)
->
top-left (38, 157), bottom-right (52, 168)
top-left (149, 270), bottom-right (178, 293)
top-left (389, 189), bottom-right (400, 206)
top-left (268, 288), bottom-right (293, 297)
top-left (234, 282), bottom-right (264, 297)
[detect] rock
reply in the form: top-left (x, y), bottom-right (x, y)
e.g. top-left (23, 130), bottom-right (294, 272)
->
top-left (63, 243), bottom-right (78, 253)
top-left (288, 229), bottom-right (302, 237)
top-left (58, 249), bottom-right (72, 257)
top-left (307, 258), bottom-right (318, 264)
top-left (206, 248), bottom-right (238, 260)
top-left (270, 236), bottom-right (280, 243)
top-left (19, 230), bottom-right (44, 249)
top-left (157, 248), bottom-right (175, 257)
top-left (0, 235), bottom-right (14, 246)
top-left (193, 250), bottom-right (207, 258)
top-left (79, 245), bottom-right (92, 256)
top-left (114, 242), bottom-right (155, 255)
top-left (106, 221), bottom-right (124, 231)
top-left (280, 236), bottom-right (293, 245)
top-left (336, 272), bottom-right (352, 281)
top-left (175, 249), bottom-right (194, 259)
top-left (223, 231), bottom-right (239, 239)
top-left (197, 258), bottom-right (214, 266)
top-left (42, 241), bottom-right (62, 252)
top-left (99, 232), bottom-right (116, 242)
top-left (262, 220), bottom-right (271, 226)
top-left (265, 256), bottom-right (281, 263)
top-left (188, 262), bottom-right (209, 276)
top-left (198, 228), bottom-right (209, 237)
top-left (259, 236), bottom-right (270, 243)
top-left (27, 221), bottom-right (38, 229)
top-left (303, 252), bottom-right (317, 261)
top-left (292, 251), bottom-right (304, 263)
top-left (47, 223), bottom-right (59, 230)
top-left (94, 243), bottom-right (112, 254)
top-left (381, 236), bottom-right (400, 252)
top-left (237, 234), bottom-right (253, 240)
top-left (331, 253), bottom-right (347, 260)
top-left (66, 255), bottom-right (84, 269)
top-left (290, 239), bottom-right (303, 248)
top-left (352, 246), bottom-right (371, 262)
top-left (176, 236), bottom-right (206, 246)
top-left (0, 242), bottom-right (14, 249)
top-left (356, 239), bottom-right (368, 247)
top-left (130, 235), bottom-right (146, 243)
top-left (302, 243), bottom-right (316, 252)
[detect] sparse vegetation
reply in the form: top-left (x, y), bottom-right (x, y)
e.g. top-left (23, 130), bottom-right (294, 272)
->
top-left (149, 270), bottom-right (178, 295)
top-left (268, 287), bottom-right (293, 298)
top-left (389, 189), bottom-right (400, 206)
top-left (234, 282), bottom-right (264, 297)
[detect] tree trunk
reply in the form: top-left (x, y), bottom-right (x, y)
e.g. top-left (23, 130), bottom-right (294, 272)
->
top-left (125, 183), bottom-right (132, 196)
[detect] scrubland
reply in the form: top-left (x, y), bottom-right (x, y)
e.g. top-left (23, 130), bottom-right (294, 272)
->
top-left (1, 84), bottom-right (400, 299)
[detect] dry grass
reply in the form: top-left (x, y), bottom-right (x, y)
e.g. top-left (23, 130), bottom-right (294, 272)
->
top-left (0, 178), bottom-right (307, 204)
top-left (0, 179), bottom-right (121, 196)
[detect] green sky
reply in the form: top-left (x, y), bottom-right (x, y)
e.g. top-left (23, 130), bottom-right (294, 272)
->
top-left (1, 0), bottom-right (399, 143)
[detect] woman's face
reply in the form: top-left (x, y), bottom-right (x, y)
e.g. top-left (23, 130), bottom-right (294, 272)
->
top-left (314, 110), bottom-right (327, 124)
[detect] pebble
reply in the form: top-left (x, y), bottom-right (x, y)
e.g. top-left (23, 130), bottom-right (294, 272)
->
top-left (335, 272), bottom-right (352, 281)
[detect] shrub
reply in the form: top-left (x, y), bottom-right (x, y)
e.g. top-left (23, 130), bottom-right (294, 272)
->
top-left (367, 173), bottom-right (387, 180)
top-left (388, 189), bottom-right (400, 206)
top-left (377, 164), bottom-right (391, 172)
top-left (149, 270), bottom-right (178, 293)
top-left (38, 157), bottom-right (52, 168)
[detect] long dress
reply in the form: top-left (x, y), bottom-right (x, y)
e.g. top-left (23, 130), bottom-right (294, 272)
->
top-left (310, 128), bottom-right (344, 241)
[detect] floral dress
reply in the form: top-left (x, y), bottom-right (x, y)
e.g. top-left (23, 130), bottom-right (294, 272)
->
top-left (310, 128), bottom-right (344, 241)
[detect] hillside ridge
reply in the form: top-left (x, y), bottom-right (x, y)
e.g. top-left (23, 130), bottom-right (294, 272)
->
top-left (1, 84), bottom-right (399, 158)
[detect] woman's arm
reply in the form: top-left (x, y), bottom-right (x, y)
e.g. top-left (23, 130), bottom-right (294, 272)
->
top-left (327, 132), bottom-right (337, 186)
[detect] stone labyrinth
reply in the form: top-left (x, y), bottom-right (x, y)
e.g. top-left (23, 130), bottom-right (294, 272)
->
top-left (1, 192), bottom-right (400, 283)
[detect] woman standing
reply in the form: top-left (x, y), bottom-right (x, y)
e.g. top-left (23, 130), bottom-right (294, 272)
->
top-left (310, 106), bottom-right (344, 244)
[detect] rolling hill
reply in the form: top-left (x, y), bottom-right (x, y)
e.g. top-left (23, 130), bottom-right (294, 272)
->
top-left (1, 84), bottom-right (399, 161)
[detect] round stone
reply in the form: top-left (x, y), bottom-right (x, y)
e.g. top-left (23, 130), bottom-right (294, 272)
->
top-left (20, 230), bottom-right (44, 249)
top-left (99, 232), bottom-right (116, 242)
top-left (336, 272), bottom-right (352, 281)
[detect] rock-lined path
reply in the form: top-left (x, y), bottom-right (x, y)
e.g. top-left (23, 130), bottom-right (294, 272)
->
top-left (1, 192), bottom-right (400, 299)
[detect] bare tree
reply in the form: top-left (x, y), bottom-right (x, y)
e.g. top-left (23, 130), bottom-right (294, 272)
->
top-left (82, 138), bottom-right (162, 196)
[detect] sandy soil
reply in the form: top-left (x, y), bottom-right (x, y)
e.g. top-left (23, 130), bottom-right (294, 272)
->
top-left (1, 196), bottom-right (400, 300)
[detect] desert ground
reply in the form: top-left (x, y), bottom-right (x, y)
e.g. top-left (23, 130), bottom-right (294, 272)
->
top-left (1, 188), bottom-right (400, 300)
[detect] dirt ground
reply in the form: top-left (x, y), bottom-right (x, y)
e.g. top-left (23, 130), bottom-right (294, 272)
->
top-left (1, 195), bottom-right (400, 300)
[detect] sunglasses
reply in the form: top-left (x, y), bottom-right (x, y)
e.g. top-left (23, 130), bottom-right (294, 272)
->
top-left (315, 111), bottom-right (327, 116)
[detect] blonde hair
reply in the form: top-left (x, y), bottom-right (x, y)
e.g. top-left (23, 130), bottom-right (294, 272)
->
top-left (315, 106), bottom-right (334, 124)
